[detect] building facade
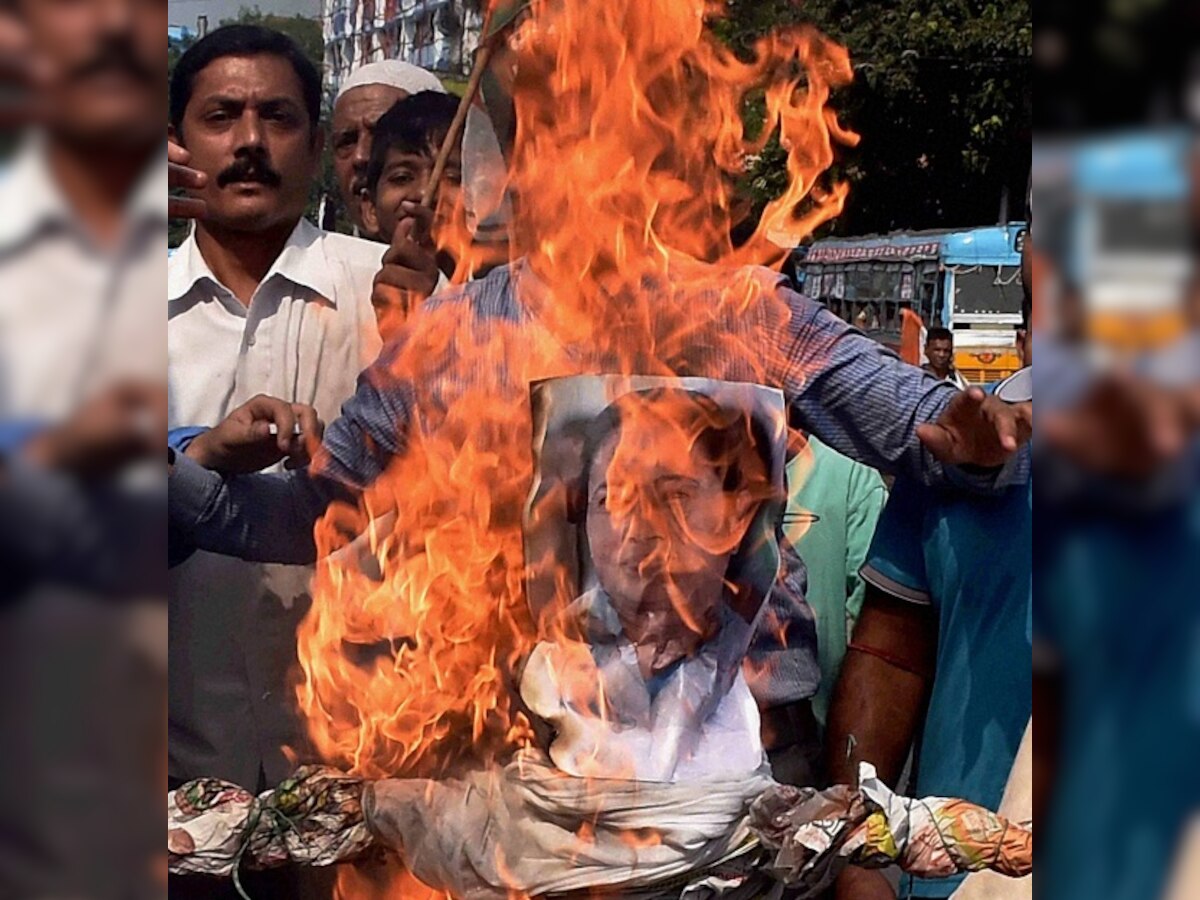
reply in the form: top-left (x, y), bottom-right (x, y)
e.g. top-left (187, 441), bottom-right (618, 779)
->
top-left (322, 0), bottom-right (485, 98)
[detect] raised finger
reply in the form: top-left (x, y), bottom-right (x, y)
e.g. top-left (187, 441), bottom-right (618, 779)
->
top-left (991, 405), bottom-right (1020, 452)
top-left (169, 161), bottom-right (208, 191)
top-left (167, 141), bottom-right (190, 166)
top-left (399, 201), bottom-right (436, 246)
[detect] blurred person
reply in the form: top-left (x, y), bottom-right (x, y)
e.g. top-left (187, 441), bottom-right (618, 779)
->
top-left (166, 24), bottom-right (386, 900)
top-left (1029, 159), bottom-right (1200, 900)
top-left (922, 326), bottom-right (969, 389)
top-left (360, 90), bottom-right (463, 339)
top-left (330, 59), bottom-right (446, 239)
top-left (825, 292), bottom-right (1033, 900)
top-left (0, 1), bottom-right (181, 897)
top-left (1034, 436), bottom-right (1200, 900)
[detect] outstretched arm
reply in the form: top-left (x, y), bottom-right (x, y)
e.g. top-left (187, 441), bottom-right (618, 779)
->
top-left (168, 359), bottom-right (417, 565)
top-left (774, 285), bottom-right (1031, 487)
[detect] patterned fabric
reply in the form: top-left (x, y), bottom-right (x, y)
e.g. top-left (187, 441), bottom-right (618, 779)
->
top-left (167, 766), bottom-right (373, 885)
top-left (750, 763), bottom-right (1032, 895)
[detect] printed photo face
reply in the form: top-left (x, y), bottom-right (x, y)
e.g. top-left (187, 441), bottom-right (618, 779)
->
top-left (581, 391), bottom-right (764, 660)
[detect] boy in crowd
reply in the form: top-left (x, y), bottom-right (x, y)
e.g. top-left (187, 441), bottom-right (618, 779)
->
top-left (359, 91), bottom-right (464, 340)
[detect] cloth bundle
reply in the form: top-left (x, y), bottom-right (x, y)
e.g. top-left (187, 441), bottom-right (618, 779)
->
top-left (166, 751), bottom-right (770, 898)
top-left (749, 763), bottom-right (1033, 895)
top-left (364, 748), bottom-right (772, 899)
top-left (167, 760), bottom-right (1033, 900)
top-left (167, 766), bottom-right (373, 885)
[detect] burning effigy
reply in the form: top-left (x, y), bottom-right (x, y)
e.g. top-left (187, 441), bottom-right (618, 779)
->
top-left (168, 377), bottom-right (1032, 897)
top-left (169, 0), bottom-right (1033, 895)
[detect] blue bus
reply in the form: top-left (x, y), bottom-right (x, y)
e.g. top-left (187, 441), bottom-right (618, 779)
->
top-left (796, 223), bottom-right (1027, 382)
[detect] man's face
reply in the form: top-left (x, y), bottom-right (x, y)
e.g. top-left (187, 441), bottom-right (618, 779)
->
top-left (363, 144), bottom-right (463, 244)
top-left (331, 84), bottom-right (409, 234)
top-left (175, 54), bottom-right (320, 234)
top-left (926, 337), bottom-right (954, 372)
top-left (21, 0), bottom-right (166, 146)
top-left (585, 418), bottom-right (756, 654)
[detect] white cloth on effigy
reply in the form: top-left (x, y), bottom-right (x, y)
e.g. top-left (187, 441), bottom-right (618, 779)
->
top-left (522, 589), bottom-right (767, 784)
top-left (364, 588), bottom-right (773, 898)
top-left (365, 748), bottom-right (773, 900)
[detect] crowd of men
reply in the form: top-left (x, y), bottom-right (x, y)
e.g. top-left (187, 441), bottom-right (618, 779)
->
top-left (0, 3), bottom-right (1197, 900)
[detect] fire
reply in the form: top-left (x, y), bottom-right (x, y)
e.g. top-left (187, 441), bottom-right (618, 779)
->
top-left (297, 0), bottom-right (855, 893)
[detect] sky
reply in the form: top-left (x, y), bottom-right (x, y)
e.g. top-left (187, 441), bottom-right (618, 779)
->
top-left (168, 0), bottom-right (320, 30)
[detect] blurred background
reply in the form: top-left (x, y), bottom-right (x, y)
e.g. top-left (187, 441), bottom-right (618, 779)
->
top-left (1030, 3), bottom-right (1200, 900)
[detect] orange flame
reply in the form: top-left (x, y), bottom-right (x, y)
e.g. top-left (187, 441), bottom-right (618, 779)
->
top-left (299, 0), bottom-right (855, 894)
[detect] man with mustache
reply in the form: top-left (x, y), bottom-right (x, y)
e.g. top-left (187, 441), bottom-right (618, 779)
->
top-left (166, 25), bottom-right (383, 899)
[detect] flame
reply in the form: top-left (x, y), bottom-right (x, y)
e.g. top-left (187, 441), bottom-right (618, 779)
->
top-left (298, 0), bottom-right (855, 894)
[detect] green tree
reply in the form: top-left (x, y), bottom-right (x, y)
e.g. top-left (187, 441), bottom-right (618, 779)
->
top-left (221, 6), bottom-right (325, 72)
top-left (714, 0), bottom-right (1032, 237)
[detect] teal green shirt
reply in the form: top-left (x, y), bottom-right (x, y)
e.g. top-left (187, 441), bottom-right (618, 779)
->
top-left (784, 436), bottom-right (887, 727)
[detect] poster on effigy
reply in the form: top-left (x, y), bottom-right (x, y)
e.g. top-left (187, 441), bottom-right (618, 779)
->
top-left (522, 374), bottom-right (788, 782)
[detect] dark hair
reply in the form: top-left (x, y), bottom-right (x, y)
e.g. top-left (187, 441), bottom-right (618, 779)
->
top-left (1021, 292), bottom-right (1032, 331)
top-left (568, 388), bottom-right (774, 523)
top-left (170, 25), bottom-right (322, 136)
top-left (925, 326), bottom-right (954, 344)
top-left (366, 91), bottom-right (461, 195)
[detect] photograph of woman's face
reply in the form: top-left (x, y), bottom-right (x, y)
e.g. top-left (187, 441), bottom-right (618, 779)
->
top-left (582, 392), bottom-right (763, 660)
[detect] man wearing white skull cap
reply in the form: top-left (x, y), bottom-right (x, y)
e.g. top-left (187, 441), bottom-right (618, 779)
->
top-left (331, 60), bottom-right (446, 238)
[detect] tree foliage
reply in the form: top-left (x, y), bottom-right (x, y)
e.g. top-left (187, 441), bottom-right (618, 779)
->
top-left (714, 0), bottom-right (1031, 236)
top-left (221, 6), bottom-right (325, 73)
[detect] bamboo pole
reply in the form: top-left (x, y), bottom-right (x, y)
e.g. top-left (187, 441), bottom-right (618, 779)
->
top-left (421, 15), bottom-right (498, 209)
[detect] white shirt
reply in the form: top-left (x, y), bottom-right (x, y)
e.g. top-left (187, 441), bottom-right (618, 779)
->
top-left (0, 142), bottom-right (166, 420)
top-left (167, 218), bottom-right (383, 788)
top-left (168, 218), bottom-right (383, 428)
top-left (0, 140), bottom-right (167, 896)
top-left (521, 590), bottom-right (765, 784)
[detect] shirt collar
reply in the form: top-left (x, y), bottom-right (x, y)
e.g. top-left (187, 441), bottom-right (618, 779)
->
top-left (131, 147), bottom-right (169, 225)
top-left (0, 139), bottom-right (168, 250)
top-left (0, 141), bottom-right (70, 248)
top-left (167, 218), bottom-right (340, 305)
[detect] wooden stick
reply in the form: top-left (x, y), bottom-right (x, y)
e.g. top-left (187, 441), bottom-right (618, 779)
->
top-left (421, 32), bottom-right (498, 209)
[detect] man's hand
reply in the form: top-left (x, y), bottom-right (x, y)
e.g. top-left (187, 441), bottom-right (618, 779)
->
top-left (918, 387), bottom-right (1032, 469)
top-left (24, 380), bottom-right (166, 478)
top-left (168, 140), bottom-right (207, 220)
top-left (184, 395), bottom-right (323, 475)
top-left (1042, 372), bottom-right (1197, 479)
top-left (835, 867), bottom-right (896, 900)
top-left (371, 202), bottom-right (440, 340)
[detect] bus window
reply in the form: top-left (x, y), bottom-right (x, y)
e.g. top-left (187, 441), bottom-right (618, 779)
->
top-left (953, 266), bottom-right (1024, 317)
